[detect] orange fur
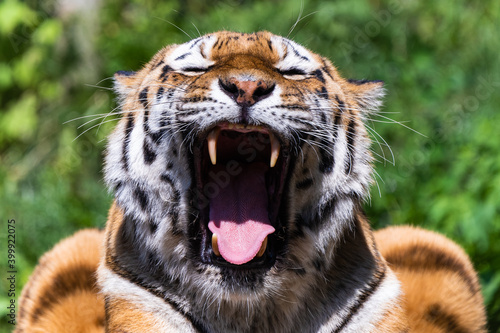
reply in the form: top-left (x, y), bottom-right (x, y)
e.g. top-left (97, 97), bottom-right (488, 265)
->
top-left (105, 298), bottom-right (164, 332)
top-left (372, 306), bottom-right (410, 333)
top-left (375, 226), bottom-right (487, 332)
top-left (16, 229), bottom-right (105, 333)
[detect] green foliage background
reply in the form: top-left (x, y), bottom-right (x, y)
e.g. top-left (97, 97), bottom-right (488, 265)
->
top-left (1, 0), bottom-right (499, 331)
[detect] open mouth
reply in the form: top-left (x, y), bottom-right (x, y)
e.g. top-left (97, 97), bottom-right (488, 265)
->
top-left (193, 122), bottom-right (290, 269)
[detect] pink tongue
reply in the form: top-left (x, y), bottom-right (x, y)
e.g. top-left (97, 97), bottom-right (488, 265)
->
top-left (208, 162), bottom-right (275, 265)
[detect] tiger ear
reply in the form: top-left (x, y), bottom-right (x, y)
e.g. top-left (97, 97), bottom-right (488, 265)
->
top-left (114, 70), bottom-right (139, 100)
top-left (346, 79), bottom-right (385, 114)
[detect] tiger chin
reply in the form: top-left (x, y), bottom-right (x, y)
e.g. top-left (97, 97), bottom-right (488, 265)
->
top-left (16, 31), bottom-right (486, 333)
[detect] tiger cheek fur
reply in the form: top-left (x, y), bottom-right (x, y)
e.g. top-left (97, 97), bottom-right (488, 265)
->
top-left (16, 31), bottom-right (486, 333)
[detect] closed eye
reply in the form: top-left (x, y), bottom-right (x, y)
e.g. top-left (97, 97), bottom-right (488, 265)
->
top-left (180, 66), bottom-right (213, 74)
top-left (277, 68), bottom-right (307, 76)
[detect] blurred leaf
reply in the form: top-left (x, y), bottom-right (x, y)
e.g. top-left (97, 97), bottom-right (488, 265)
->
top-left (0, 62), bottom-right (12, 89)
top-left (32, 19), bottom-right (62, 45)
top-left (0, 0), bottom-right (37, 35)
top-left (0, 93), bottom-right (38, 141)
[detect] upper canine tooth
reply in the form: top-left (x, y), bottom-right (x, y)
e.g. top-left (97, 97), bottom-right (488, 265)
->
top-left (269, 133), bottom-right (280, 168)
top-left (207, 128), bottom-right (221, 165)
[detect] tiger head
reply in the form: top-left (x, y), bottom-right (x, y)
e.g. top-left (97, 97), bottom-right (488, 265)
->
top-left (105, 31), bottom-right (384, 306)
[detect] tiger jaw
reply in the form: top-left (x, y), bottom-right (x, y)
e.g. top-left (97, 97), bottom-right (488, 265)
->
top-left (193, 122), bottom-right (290, 268)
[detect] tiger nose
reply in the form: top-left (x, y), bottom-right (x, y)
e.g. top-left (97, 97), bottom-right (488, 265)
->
top-left (219, 78), bottom-right (275, 106)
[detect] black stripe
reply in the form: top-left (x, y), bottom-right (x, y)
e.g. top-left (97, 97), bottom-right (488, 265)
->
top-left (133, 186), bottom-right (148, 211)
top-left (267, 40), bottom-right (273, 52)
top-left (150, 125), bottom-right (166, 144)
top-left (384, 245), bottom-right (479, 295)
top-left (290, 44), bottom-right (309, 61)
top-left (156, 86), bottom-right (164, 100)
top-left (160, 65), bottom-right (173, 81)
top-left (32, 265), bottom-right (97, 322)
top-left (148, 220), bottom-right (159, 234)
top-left (122, 115), bottom-right (134, 171)
top-left (318, 141), bottom-right (334, 173)
top-left (175, 52), bottom-right (191, 61)
top-left (296, 178), bottom-right (313, 190)
top-left (318, 112), bottom-right (334, 174)
top-left (189, 38), bottom-right (202, 49)
top-left (425, 304), bottom-right (468, 333)
top-left (333, 266), bottom-right (387, 332)
top-left (332, 112), bottom-right (342, 140)
top-left (321, 59), bottom-right (335, 80)
top-left (143, 139), bottom-right (157, 164)
top-left (152, 60), bottom-right (164, 69)
top-left (216, 39), bottom-right (224, 50)
top-left (114, 181), bottom-right (123, 193)
top-left (345, 118), bottom-right (356, 175)
top-left (313, 69), bottom-right (325, 83)
top-left (139, 87), bottom-right (149, 109)
top-left (335, 95), bottom-right (345, 113)
top-left (319, 86), bottom-right (328, 99)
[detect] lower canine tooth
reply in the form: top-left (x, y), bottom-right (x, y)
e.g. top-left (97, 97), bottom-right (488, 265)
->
top-left (257, 237), bottom-right (268, 258)
top-left (212, 234), bottom-right (220, 256)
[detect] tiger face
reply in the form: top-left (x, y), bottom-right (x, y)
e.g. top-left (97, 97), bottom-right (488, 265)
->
top-left (104, 31), bottom-right (384, 307)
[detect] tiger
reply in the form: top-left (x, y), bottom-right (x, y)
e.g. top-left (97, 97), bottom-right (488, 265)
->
top-left (16, 31), bottom-right (487, 332)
